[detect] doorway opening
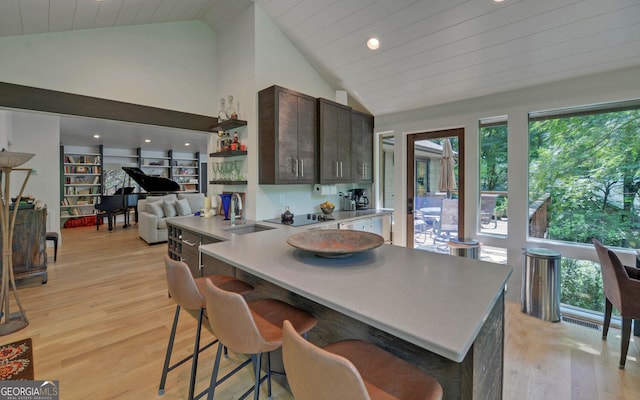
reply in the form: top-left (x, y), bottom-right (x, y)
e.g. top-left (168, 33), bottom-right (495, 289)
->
top-left (407, 128), bottom-right (464, 251)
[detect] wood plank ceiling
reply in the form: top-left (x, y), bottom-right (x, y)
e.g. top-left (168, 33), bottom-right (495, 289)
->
top-left (1, 0), bottom-right (639, 117)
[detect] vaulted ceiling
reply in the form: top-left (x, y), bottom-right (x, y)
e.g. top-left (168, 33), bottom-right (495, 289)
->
top-left (1, 0), bottom-right (639, 148)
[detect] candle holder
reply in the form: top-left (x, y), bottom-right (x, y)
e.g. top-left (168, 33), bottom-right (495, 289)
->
top-left (0, 151), bottom-right (35, 335)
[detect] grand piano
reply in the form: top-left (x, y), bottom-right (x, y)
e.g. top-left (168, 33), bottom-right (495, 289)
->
top-left (95, 167), bottom-right (180, 231)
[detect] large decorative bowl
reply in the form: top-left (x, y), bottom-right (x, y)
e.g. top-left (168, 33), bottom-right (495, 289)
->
top-left (287, 229), bottom-right (384, 258)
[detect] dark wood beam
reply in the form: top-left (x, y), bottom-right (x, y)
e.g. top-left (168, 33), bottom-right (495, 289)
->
top-left (0, 81), bottom-right (217, 132)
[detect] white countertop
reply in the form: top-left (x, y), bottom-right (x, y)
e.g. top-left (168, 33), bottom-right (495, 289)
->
top-left (191, 218), bottom-right (513, 363)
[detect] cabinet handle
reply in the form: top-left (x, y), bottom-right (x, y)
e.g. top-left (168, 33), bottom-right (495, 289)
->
top-left (300, 159), bottom-right (304, 177)
top-left (182, 239), bottom-right (197, 246)
top-left (295, 159), bottom-right (299, 177)
top-left (336, 161), bottom-right (339, 178)
top-left (362, 162), bottom-right (366, 178)
top-left (340, 161), bottom-right (343, 178)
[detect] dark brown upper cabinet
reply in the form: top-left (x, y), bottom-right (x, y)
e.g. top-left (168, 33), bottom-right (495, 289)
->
top-left (350, 110), bottom-right (374, 184)
top-left (318, 98), bottom-right (352, 184)
top-left (259, 85), bottom-right (317, 184)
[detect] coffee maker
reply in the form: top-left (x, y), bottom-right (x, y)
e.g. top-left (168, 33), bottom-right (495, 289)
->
top-left (353, 188), bottom-right (369, 210)
top-left (342, 190), bottom-right (356, 211)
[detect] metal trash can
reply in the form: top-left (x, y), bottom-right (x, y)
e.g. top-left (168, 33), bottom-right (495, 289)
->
top-left (521, 248), bottom-right (561, 322)
top-left (448, 238), bottom-right (480, 259)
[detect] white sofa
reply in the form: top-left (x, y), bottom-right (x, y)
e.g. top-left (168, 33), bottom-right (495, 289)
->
top-left (137, 193), bottom-right (204, 244)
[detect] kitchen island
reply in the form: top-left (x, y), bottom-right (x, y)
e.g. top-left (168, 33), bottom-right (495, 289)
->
top-left (168, 215), bottom-right (512, 400)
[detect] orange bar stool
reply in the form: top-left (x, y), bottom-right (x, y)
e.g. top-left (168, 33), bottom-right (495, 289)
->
top-left (282, 320), bottom-right (443, 400)
top-left (201, 279), bottom-right (317, 400)
top-left (159, 255), bottom-right (253, 400)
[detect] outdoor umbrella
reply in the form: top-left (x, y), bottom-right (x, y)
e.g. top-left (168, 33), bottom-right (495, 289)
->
top-left (438, 138), bottom-right (457, 197)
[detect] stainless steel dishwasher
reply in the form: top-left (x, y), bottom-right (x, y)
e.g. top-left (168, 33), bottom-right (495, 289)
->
top-left (338, 214), bottom-right (392, 243)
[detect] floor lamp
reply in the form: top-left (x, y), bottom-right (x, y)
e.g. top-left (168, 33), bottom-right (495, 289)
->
top-left (0, 151), bottom-right (34, 335)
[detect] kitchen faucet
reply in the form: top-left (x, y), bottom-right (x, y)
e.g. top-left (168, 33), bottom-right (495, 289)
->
top-left (230, 193), bottom-right (243, 224)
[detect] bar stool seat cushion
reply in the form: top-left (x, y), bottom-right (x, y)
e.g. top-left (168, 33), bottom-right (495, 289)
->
top-left (249, 298), bottom-right (318, 346)
top-left (324, 340), bottom-right (443, 400)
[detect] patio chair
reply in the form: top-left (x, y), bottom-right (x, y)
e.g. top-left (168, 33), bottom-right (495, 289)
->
top-left (432, 198), bottom-right (458, 244)
top-left (480, 194), bottom-right (499, 228)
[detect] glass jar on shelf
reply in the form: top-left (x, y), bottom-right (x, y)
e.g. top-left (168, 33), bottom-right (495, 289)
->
top-left (226, 95), bottom-right (238, 120)
top-left (218, 98), bottom-right (228, 121)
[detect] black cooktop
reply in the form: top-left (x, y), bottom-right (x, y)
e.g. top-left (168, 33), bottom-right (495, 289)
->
top-left (263, 213), bottom-right (335, 227)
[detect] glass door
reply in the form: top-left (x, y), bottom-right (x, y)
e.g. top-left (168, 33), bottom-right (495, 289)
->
top-left (407, 128), bottom-right (465, 250)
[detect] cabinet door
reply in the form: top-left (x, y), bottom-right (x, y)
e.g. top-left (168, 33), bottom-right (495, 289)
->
top-left (319, 99), bottom-right (352, 183)
top-left (277, 89), bottom-right (301, 182)
top-left (180, 230), bottom-right (201, 277)
top-left (202, 254), bottom-right (235, 277)
top-left (259, 85), bottom-right (317, 184)
top-left (296, 94), bottom-right (317, 183)
top-left (351, 111), bottom-right (374, 183)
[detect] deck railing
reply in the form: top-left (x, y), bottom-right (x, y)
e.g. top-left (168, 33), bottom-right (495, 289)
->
top-left (528, 193), bottom-right (551, 238)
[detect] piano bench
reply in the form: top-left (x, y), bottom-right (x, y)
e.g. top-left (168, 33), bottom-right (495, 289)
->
top-left (45, 232), bottom-right (58, 263)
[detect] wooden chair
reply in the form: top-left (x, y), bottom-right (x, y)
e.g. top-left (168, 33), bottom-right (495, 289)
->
top-left (202, 279), bottom-right (317, 400)
top-left (159, 255), bottom-right (253, 399)
top-left (282, 320), bottom-right (443, 400)
top-left (592, 239), bottom-right (640, 369)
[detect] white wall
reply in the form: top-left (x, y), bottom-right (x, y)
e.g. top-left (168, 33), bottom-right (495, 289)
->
top-left (0, 21), bottom-right (219, 236)
top-left (251, 4), bottom-right (347, 220)
top-left (9, 111), bottom-right (61, 236)
top-left (207, 6), bottom-right (256, 216)
top-left (0, 110), bottom-right (13, 150)
top-left (208, 4), bottom-right (342, 220)
top-left (376, 66), bottom-right (640, 301)
top-left (0, 21), bottom-right (218, 116)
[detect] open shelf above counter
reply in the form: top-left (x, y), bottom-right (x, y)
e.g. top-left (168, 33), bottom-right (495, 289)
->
top-left (209, 150), bottom-right (247, 158)
top-left (210, 119), bottom-right (247, 132)
top-left (209, 180), bottom-right (247, 185)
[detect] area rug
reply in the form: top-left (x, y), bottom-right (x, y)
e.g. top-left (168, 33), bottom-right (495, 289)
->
top-left (0, 338), bottom-right (34, 380)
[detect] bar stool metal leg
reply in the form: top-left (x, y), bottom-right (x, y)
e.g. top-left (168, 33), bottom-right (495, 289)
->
top-left (158, 305), bottom-right (181, 396)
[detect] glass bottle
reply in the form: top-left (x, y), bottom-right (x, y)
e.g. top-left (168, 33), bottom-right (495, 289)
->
top-left (217, 98), bottom-right (227, 121)
top-left (226, 95), bottom-right (238, 120)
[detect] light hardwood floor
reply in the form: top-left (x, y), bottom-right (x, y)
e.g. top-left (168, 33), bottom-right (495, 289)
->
top-left (2, 225), bottom-right (640, 399)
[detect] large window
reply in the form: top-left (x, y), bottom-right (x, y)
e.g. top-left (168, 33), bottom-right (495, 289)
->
top-left (529, 100), bottom-right (640, 247)
top-left (479, 117), bottom-right (508, 236)
top-left (528, 100), bottom-right (640, 313)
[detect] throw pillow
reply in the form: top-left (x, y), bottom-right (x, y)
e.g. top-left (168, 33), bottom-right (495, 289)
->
top-left (147, 202), bottom-right (165, 218)
top-left (163, 200), bottom-right (178, 218)
top-left (175, 198), bottom-right (192, 216)
top-left (178, 193), bottom-right (204, 215)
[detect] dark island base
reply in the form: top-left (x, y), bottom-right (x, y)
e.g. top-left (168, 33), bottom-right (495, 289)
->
top-left (235, 269), bottom-right (504, 400)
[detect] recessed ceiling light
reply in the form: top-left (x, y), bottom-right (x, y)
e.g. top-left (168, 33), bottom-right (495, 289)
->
top-left (492, 0), bottom-right (506, 3)
top-left (184, 143), bottom-right (190, 146)
top-left (144, 139), bottom-right (151, 143)
top-left (93, 133), bottom-right (101, 139)
top-left (366, 37), bottom-right (380, 50)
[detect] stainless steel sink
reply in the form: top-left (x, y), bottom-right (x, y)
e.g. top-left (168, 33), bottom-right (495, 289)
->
top-left (222, 224), bottom-right (275, 235)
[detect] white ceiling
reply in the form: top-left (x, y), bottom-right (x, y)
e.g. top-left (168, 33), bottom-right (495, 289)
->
top-left (1, 0), bottom-right (639, 147)
top-left (58, 113), bottom-right (210, 154)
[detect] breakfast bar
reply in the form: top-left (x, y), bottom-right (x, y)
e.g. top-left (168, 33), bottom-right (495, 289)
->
top-left (169, 216), bottom-right (512, 400)
top-left (205, 227), bottom-right (510, 399)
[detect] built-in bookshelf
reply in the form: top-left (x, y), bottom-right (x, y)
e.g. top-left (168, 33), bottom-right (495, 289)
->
top-left (60, 146), bottom-right (102, 220)
top-left (139, 149), bottom-right (171, 178)
top-left (170, 151), bottom-right (200, 193)
top-left (60, 145), bottom-right (202, 225)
